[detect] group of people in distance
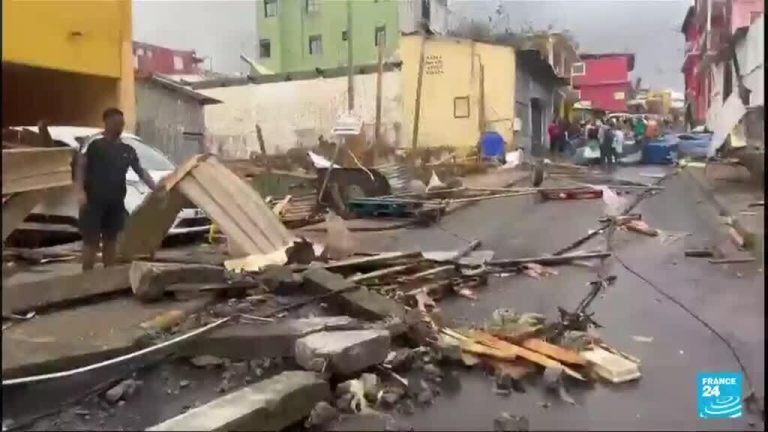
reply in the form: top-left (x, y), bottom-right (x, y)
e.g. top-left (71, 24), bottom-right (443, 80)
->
top-left (547, 114), bottom-right (662, 169)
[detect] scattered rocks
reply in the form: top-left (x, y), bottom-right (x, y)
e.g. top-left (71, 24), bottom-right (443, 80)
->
top-left (336, 393), bottom-right (356, 413)
top-left (261, 265), bottom-right (303, 295)
top-left (422, 363), bottom-right (443, 381)
top-left (189, 355), bottom-right (224, 369)
top-left (415, 388), bottom-right (434, 406)
top-left (494, 374), bottom-right (513, 396)
top-left (359, 373), bottom-right (380, 402)
top-left (397, 399), bottom-right (415, 416)
top-left (493, 413), bottom-right (530, 432)
top-left (104, 379), bottom-right (140, 404)
top-left (384, 348), bottom-right (413, 371)
top-left (376, 389), bottom-right (403, 410)
top-left (305, 401), bottom-right (340, 428)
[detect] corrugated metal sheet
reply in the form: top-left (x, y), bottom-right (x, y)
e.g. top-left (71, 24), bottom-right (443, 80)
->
top-left (375, 163), bottom-right (414, 195)
top-left (119, 155), bottom-right (294, 260)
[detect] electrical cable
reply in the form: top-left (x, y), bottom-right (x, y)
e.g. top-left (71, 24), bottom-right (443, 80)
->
top-left (610, 250), bottom-right (756, 397)
top-left (600, 169), bottom-right (757, 402)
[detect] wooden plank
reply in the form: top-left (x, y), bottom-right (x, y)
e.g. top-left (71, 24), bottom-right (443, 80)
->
top-left (520, 338), bottom-right (587, 365)
top-left (3, 190), bottom-right (46, 242)
top-left (347, 263), bottom-right (418, 283)
top-left (177, 175), bottom-right (255, 257)
top-left (206, 158), bottom-right (292, 247)
top-left (190, 163), bottom-right (270, 253)
top-left (488, 359), bottom-right (537, 380)
top-left (117, 188), bottom-right (187, 260)
top-left (467, 330), bottom-right (585, 380)
top-left (2, 264), bottom-right (131, 314)
top-left (272, 195), bottom-right (292, 216)
top-left (2, 147), bottom-right (74, 194)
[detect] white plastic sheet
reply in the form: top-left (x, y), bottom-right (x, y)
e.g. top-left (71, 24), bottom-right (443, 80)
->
top-left (308, 151), bottom-right (341, 169)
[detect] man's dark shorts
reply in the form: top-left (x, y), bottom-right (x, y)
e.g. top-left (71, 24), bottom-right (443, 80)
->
top-left (79, 200), bottom-right (127, 243)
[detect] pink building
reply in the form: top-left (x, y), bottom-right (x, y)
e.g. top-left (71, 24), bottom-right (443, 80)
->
top-left (571, 53), bottom-right (635, 113)
top-left (680, 0), bottom-right (763, 127)
top-left (133, 41), bottom-right (203, 76)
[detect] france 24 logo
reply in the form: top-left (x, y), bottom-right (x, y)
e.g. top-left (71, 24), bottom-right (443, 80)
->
top-left (697, 372), bottom-right (743, 419)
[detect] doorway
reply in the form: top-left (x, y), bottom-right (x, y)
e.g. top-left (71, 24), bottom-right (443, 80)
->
top-left (530, 97), bottom-right (544, 156)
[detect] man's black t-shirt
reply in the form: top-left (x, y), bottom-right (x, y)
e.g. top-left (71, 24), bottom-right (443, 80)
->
top-left (83, 137), bottom-right (142, 204)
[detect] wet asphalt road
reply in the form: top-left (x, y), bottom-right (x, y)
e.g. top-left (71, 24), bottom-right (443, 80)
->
top-left (355, 166), bottom-right (764, 431)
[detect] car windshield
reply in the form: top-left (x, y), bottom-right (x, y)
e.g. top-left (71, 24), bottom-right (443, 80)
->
top-left (122, 137), bottom-right (176, 171)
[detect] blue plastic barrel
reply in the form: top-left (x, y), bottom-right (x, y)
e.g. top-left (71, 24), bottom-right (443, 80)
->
top-left (480, 131), bottom-right (505, 161)
top-left (641, 138), bottom-right (674, 165)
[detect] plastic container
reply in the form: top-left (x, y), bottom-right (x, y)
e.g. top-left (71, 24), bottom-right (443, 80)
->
top-left (641, 139), bottom-right (674, 165)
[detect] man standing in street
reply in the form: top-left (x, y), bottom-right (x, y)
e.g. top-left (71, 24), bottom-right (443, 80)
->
top-left (547, 118), bottom-right (561, 155)
top-left (74, 108), bottom-right (160, 271)
top-left (633, 116), bottom-right (647, 147)
top-left (599, 120), bottom-right (615, 169)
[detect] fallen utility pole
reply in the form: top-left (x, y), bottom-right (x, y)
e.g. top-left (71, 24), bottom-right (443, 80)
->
top-left (486, 251), bottom-right (612, 267)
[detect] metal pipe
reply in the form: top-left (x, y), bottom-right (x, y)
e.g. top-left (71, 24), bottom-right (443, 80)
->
top-left (346, 0), bottom-right (354, 111)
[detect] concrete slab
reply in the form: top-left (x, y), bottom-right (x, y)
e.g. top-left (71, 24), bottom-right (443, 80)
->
top-left (2, 262), bottom-right (131, 314)
top-left (295, 329), bottom-right (390, 375)
top-left (147, 370), bottom-right (330, 431)
top-left (184, 316), bottom-right (362, 359)
top-left (303, 268), bottom-right (407, 322)
top-left (2, 295), bottom-right (212, 379)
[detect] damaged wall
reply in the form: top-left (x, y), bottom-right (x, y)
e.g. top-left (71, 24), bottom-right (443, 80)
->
top-left (400, 35), bottom-right (516, 151)
top-left (135, 80), bottom-right (207, 164)
top-left (198, 71), bottom-right (402, 157)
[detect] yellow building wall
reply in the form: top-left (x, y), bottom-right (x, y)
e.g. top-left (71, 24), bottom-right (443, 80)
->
top-left (400, 35), bottom-right (516, 151)
top-left (2, 0), bottom-right (135, 128)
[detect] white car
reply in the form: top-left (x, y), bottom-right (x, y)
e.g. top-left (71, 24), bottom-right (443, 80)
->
top-left (12, 126), bottom-right (211, 237)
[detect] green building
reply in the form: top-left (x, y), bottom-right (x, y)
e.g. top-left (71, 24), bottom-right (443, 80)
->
top-left (256, 0), bottom-right (400, 73)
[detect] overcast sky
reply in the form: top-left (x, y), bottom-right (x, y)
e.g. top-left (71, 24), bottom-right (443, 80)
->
top-left (133, 0), bottom-right (690, 90)
top-left (133, 0), bottom-right (257, 75)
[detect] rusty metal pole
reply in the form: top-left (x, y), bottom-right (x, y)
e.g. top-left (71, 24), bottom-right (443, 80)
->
top-left (346, 0), bottom-right (354, 112)
top-left (411, 36), bottom-right (427, 150)
top-left (374, 42), bottom-right (384, 164)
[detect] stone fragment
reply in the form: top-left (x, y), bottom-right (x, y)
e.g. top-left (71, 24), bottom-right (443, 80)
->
top-left (147, 371), bottom-right (330, 431)
top-left (305, 401), bottom-right (339, 428)
top-left (186, 316), bottom-right (361, 359)
top-left (359, 373), bottom-right (380, 402)
top-left (189, 355), bottom-right (224, 369)
top-left (295, 330), bottom-right (390, 376)
top-left (105, 379), bottom-right (140, 404)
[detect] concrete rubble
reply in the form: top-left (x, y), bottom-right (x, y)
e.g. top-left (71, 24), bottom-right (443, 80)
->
top-left (295, 329), bottom-right (391, 375)
top-left (147, 371), bottom-right (330, 431)
top-left (3, 142), bottom-right (763, 432)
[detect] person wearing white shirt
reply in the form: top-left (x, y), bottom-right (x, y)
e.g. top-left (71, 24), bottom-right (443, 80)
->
top-left (612, 126), bottom-right (625, 164)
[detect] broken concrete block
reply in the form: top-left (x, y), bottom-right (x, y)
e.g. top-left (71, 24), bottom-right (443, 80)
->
top-left (130, 261), bottom-right (225, 302)
top-left (303, 269), bottom-right (407, 322)
top-left (581, 346), bottom-right (641, 383)
top-left (104, 379), bottom-right (141, 404)
top-left (295, 330), bottom-right (390, 376)
top-left (147, 370), bottom-right (330, 431)
top-left (260, 265), bottom-right (302, 295)
top-left (185, 316), bottom-right (361, 359)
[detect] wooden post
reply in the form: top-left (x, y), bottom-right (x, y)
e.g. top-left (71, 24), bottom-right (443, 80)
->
top-left (346, 0), bottom-right (354, 111)
top-left (374, 42), bottom-right (384, 164)
top-left (411, 36), bottom-right (427, 150)
top-left (478, 60), bottom-right (486, 135)
top-left (256, 124), bottom-right (270, 173)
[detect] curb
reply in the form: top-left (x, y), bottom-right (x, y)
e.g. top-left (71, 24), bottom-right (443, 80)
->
top-left (683, 168), bottom-right (758, 253)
